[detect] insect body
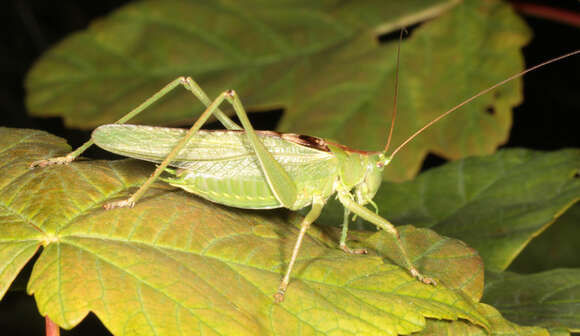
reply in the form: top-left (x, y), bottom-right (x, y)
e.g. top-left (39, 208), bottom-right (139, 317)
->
top-left (93, 127), bottom-right (346, 211)
top-left (31, 49), bottom-right (579, 302)
top-left (90, 122), bottom-right (409, 303)
top-left (93, 125), bottom-right (388, 211)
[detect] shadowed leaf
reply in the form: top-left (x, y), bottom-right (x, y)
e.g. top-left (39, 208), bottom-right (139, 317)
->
top-left (419, 303), bottom-right (553, 335)
top-left (364, 148), bottom-right (580, 272)
top-left (25, 0), bottom-right (530, 181)
top-left (509, 203), bottom-right (580, 273)
top-left (483, 270), bottom-right (580, 332)
top-left (281, 0), bottom-right (530, 181)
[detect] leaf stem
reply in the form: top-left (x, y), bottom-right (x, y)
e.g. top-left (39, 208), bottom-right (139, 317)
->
top-left (45, 316), bottom-right (60, 336)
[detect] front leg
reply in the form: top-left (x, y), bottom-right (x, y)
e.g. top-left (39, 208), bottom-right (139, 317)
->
top-left (274, 197), bottom-right (325, 302)
top-left (337, 191), bottom-right (436, 286)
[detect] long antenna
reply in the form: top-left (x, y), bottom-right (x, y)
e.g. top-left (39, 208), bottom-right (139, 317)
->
top-left (389, 49), bottom-right (580, 160)
top-left (383, 29), bottom-right (405, 154)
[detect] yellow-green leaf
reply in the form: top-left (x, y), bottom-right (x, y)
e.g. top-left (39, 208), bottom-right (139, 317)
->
top-left (1, 127), bottom-right (490, 335)
top-left (363, 226), bottom-right (484, 302)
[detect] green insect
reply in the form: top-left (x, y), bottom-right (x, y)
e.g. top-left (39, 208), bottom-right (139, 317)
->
top-left (31, 48), bottom-right (579, 302)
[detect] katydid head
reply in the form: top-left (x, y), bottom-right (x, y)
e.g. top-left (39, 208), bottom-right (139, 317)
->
top-left (327, 142), bottom-right (385, 205)
top-left (353, 153), bottom-right (385, 205)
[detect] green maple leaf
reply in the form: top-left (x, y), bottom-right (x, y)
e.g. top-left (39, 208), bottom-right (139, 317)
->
top-left (1, 127), bottom-right (491, 335)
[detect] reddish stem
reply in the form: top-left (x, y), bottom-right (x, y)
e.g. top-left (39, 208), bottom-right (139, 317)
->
top-left (45, 316), bottom-right (60, 336)
top-left (510, 2), bottom-right (580, 27)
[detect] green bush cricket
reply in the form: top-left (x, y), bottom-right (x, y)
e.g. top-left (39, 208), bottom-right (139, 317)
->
top-left (30, 45), bottom-right (579, 302)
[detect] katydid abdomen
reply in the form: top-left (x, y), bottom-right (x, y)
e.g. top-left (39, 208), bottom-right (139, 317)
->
top-left (92, 124), bottom-right (339, 210)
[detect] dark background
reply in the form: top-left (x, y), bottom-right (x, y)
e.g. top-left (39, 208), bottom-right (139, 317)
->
top-left (0, 0), bottom-right (579, 335)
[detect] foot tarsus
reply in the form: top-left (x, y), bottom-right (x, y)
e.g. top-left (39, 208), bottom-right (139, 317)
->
top-left (104, 198), bottom-right (136, 210)
top-left (410, 267), bottom-right (437, 285)
top-left (273, 289), bottom-right (285, 303)
top-left (30, 155), bottom-right (74, 168)
top-left (340, 244), bottom-right (368, 255)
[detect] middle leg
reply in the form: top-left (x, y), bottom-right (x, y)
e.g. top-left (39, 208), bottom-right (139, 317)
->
top-left (339, 207), bottom-right (367, 254)
top-left (274, 196), bottom-right (325, 302)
